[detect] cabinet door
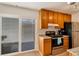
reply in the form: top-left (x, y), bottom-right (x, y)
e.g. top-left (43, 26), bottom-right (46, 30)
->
top-left (58, 13), bottom-right (64, 28)
top-left (39, 37), bottom-right (43, 55)
top-left (64, 37), bottom-right (69, 50)
top-left (64, 14), bottom-right (71, 22)
top-left (49, 11), bottom-right (54, 23)
top-left (67, 14), bottom-right (71, 22)
top-left (40, 9), bottom-right (49, 29)
top-left (67, 14), bottom-right (71, 21)
top-left (44, 39), bottom-right (51, 55)
top-left (53, 12), bottom-right (58, 24)
top-left (63, 14), bottom-right (67, 22)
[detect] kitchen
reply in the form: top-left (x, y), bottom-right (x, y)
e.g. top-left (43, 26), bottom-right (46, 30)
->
top-left (0, 2), bottom-right (79, 56)
top-left (38, 9), bottom-right (71, 55)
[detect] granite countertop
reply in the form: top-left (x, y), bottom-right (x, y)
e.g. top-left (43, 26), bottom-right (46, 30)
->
top-left (63, 35), bottom-right (69, 37)
top-left (39, 34), bottom-right (51, 39)
top-left (67, 47), bottom-right (79, 56)
top-left (39, 34), bottom-right (69, 39)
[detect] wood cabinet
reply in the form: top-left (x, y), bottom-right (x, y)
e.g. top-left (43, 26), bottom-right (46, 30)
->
top-left (48, 11), bottom-right (54, 23)
top-left (63, 36), bottom-right (69, 50)
top-left (40, 9), bottom-right (71, 29)
top-left (58, 13), bottom-right (64, 28)
top-left (39, 37), bottom-right (52, 56)
top-left (53, 12), bottom-right (58, 24)
top-left (40, 9), bottom-right (49, 29)
top-left (64, 14), bottom-right (71, 22)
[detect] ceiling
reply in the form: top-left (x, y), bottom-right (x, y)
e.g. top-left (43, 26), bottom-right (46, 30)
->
top-left (1, 2), bottom-right (79, 14)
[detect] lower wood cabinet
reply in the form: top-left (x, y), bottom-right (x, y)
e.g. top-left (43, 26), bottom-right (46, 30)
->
top-left (39, 36), bottom-right (69, 56)
top-left (63, 36), bottom-right (69, 50)
top-left (39, 37), bottom-right (52, 56)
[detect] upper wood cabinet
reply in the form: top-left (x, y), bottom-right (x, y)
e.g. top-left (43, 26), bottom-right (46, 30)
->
top-left (58, 13), bottom-right (64, 28)
top-left (53, 12), bottom-right (58, 24)
top-left (64, 14), bottom-right (71, 22)
top-left (48, 11), bottom-right (54, 23)
top-left (40, 9), bottom-right (49, 29)
top-left (39, 9), bottom-right (71, 29)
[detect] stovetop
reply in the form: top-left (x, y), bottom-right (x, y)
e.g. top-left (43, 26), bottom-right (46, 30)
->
top-left (45, 31), bottom-right (63, 38)
top-left (46, 35), bottom-right (63, 38)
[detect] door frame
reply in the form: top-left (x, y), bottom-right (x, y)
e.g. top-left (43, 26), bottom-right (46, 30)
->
top-left (0, 15), bottom-right (21, 55)
top-left (0, 14), bottom-right (36, 55)
top-left (0, 16), bottom-right (2, 55)
top-left (21, 18), bottom-right (35, 51)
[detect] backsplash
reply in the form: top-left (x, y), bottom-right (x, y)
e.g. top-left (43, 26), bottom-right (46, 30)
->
top-left (38, 26), bottom-right (59, 35)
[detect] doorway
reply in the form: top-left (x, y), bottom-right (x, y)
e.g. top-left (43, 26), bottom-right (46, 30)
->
top-left (22, 19), bottom-right (35, 51)
top-left (1, 17), bottom-right (19, 54)
top-left (0, 17), bottom-right (35, 55)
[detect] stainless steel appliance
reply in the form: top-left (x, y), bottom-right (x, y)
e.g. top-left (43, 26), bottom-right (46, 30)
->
top-left (45, 31), bottom-right (63, 47)
top-left (64, 22), bottom-right (72, 49)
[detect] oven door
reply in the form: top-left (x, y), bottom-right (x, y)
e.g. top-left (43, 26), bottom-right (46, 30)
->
top-left (52, 38), bottom-right (63, 47)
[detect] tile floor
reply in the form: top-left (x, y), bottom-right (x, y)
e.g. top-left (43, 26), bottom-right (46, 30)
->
top-left (15, 50), bottom-right (40, 56)
top-left (15, 50), bottom-right (68, 56)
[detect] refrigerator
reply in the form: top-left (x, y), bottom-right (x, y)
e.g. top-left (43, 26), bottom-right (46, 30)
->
top-left (64, 22), bottom-right (72, 49)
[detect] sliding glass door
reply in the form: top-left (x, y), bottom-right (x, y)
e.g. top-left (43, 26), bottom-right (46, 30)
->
top-left (1, 17), bottom-right (19, 54)
top-left (22, 19), bottom-right (35, 51)
top-left (0, 17), bottom-right (35, 55)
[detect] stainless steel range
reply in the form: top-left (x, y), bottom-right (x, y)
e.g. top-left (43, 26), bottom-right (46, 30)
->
top-left (45, 31), bottom-right (63, 47)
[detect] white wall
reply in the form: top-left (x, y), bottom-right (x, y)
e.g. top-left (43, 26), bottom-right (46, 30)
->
top-left (0, 4), bottom-right (39, 50)
top-left (0, 4), bottom-right (58, 50)
top-left (0, 4), bottom-right (38, 19)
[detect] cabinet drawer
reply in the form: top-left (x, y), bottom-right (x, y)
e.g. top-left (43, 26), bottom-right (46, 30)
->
top-left (44, 39), bottom-right (51, 42)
